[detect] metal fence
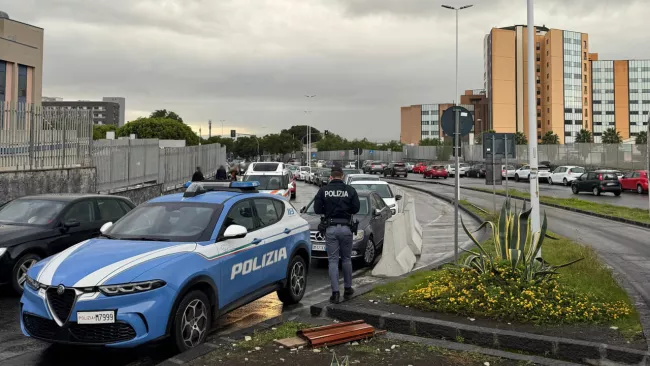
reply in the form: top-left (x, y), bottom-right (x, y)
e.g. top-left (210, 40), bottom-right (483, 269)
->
top-left (0, 103), bottom-right (93, 171)
top-left (402, 143), bottom-right (649, 170)
top-left (314, 150), bottom-right (404, 162)
top-left (92, 140), bottom-right (227, 192)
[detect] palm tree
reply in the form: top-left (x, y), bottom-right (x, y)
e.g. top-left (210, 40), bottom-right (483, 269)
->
top-left (602, 128), bottom-right (622, 144)
top-left (575, 129), bottom-right (593, 143)
top-left (636, 131), bottom-right (648, 145)
top-left (540, 131), bottom-right (560, 145)
top-left (514, 131), bottom-right (528, 145)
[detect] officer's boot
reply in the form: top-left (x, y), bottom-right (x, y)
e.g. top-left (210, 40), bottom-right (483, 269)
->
top-left (329, 292), bottom-right (340, 304)
top-left (344, 287), bottom-right (354, 299)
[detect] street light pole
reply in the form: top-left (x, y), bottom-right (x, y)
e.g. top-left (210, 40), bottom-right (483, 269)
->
top-left (220, 119), bottom-right (225, 137)
top-left (526, 0), bottom-right (542, 240)
top-left (442, 3), bottom-right (472, 262)
top-left (305, 95), bottom-right (316, 166)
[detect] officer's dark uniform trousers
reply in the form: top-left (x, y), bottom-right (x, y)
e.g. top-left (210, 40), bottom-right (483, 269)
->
top-left (313, 179), bottom-right (360, 293)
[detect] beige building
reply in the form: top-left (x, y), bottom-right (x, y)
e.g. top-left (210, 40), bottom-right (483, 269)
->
top-left (0, 10), bottom-right (44, 110)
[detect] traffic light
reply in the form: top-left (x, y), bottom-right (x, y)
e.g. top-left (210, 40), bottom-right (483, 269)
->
top-left (230, 130), bottom-right (236, 138)
top-left (324, 130), bottom-right (329, 136)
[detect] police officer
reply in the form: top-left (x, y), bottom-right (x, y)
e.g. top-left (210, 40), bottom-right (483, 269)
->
top-left (314, 166), bottom-right (360, 304)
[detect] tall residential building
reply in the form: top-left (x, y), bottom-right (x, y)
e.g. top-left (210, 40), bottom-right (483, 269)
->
top-left (0, 11), bottom-right (44, 108)
top-left (42, 100), bottom-right (122, 126)
top-left (103, 97), bottom-right (126, 127)
top-left (485, 25), bottom-right (591, 143)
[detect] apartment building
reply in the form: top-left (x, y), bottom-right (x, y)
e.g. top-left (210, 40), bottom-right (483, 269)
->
top-left (0, 11), bottom-right (44, 109)
top-left (42, 100), bottom-right (122, 126)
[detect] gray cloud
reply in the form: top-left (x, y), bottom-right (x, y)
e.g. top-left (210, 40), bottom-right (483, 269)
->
top-left (2, 0), bottom-right (648, 139)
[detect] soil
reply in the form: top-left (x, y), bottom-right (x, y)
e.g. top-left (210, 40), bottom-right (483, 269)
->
top-left (189, 336), bottom-right (534, 366)
top-left (349, 296), bottom-right (647, 350)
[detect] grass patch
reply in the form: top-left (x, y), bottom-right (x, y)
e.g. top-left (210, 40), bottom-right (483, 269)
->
top-left (473, 187), bottom-right (650, 225)
top-left (235, 321), bottom-right (308, 350)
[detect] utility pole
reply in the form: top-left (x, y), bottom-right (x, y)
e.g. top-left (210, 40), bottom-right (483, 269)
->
top-left (220, 119), bottom-right (225, 137)
top-left (442, 3), bottom-right (472, 262)
top-left (305, 95), bottom-right (316, 166)
top-left (527, 0), bottom-right (542, 255)
top-left (208, 120), bottom-right (212, 139)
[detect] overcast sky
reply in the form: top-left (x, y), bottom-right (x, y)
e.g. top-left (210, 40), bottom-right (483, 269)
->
top-left (4, 0), bottom-right (648, 140)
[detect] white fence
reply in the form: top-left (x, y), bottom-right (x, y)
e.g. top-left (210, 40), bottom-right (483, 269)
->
top-left (93, 140), bottom-right (227, 192)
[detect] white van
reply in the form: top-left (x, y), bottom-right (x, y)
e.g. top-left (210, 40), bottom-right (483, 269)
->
top-left (243, 162), bottom-right (295, 200)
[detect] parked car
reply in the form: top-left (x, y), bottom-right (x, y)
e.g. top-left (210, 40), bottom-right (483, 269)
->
top-left (343, 168), bottom-right (363, 176)
top-left (465, 164), bottom-right (486, 178)
top-left (314, 168), bottom-right (332, 187)
top-left (537, 166), bottom-right (553, 183)
top-left (412, 162), bottom-right (427, 174)
top-left (383, 162), bottom-right (408, 178)
top-left (501, 164), bottom-right (516, 180)
top-left (350, 181), bottom-right (402, 215)
top-left (344, 174), bottom-right (380, 185)
top-left (405, 162), bottom-right (416, 173)
top-left (571, 171), bottom-right (622, 196)
top-left (423, 165), bottom-right (448, 179)
top-left (620, 170), bottom-right (649, 194)
top-left (298, 166), bottom-right (311, 181)
top-left (548, 166), bottom-right (585, 186)
top-left (446, 163), bottom-right (471, 177)
top-left (300, 190), bottom-right (390, 267)
top-left (363, 161), bottom-right (386, 174)
top-left (0, 194), bottom-right (135, 293)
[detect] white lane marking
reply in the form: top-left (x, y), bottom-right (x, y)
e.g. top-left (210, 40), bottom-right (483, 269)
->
top-left (38, 240), bottom-right (90, 285)
top-left (74, 244), bottom-right (196, 287)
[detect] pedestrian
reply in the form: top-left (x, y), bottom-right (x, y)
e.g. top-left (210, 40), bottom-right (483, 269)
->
top-left (313, 166), bottom-right (360, 304)
top-left (216, 165), bottom-right (227, 180)
top-left (192, 167), bottom-right (205, 182)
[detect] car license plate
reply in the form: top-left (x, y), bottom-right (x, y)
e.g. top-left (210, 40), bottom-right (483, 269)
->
top-left (606, 183), bottom-right (616, 186)
top-left (77, 311), bottom-right (115, 324)
top-left (312, 244), bottom-right (326, 252)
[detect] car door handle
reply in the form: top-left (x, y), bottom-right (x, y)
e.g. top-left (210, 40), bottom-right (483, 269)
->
top-left (251, 238), bottom-right (262, 245)
top-left (283, 228), bottom-right (292, 234)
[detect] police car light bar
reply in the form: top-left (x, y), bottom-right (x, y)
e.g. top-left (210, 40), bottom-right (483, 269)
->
top-left (183, 181), bottom-right (260, 197)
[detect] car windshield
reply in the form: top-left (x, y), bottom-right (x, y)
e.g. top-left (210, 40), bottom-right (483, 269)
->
top-left (244, 175), bottom-right (284, 190)
top-left (300, 167), bottom-right (310, 172)
top-left (351, 184), bottom-right (393, 198)
top-left (571, 167), bottom-right (585, 173)
top-left (0, 199), bottom-right (66, 226)
top-left (539, 166), bottom-right (551, 171)
top-left (106, 203), bottom-right (220, 242)
top-left (349, 175), bottom-right (379, 183)
top-left (319, 169), bottom-right (331, 176)
top-left (306, 197), bottom-right (369, 215)
top-left (600, 173), bottom-right (618, 180)
top-left (343, 169), bottom-right (362, 175)
top-left (394, 163), bottom-right (405, 167)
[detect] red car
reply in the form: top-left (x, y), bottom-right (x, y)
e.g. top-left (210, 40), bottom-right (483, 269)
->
top-left (424, 165), bottom-right (448, 179)
top-left (412, 163), bottom-right (427, 174)
top-left (620, 170), bottom-right (648, 194)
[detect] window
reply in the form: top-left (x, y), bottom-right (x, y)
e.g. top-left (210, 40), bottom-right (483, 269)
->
top-left (536, 53), bottom-right (540, 61)
top-left (536, 42), bottom-right (540, 50)
top-left (631, 111), bottom-right (639, 115)
top-left (18, 65), bottom-right (28, 102)
top-left (547, 96), bottom-right (549, 102)
top-left (547, 85), bottom-right (549, 91)
top-left (564, 108), bottom-right (572, 113)
top-left (583, 52), bottom-right (587, 60)
top-left (584, 86), bottom-right (587, 94)
top-left (585, 109), bottom-right (588, 117)
top-left (421, 111), bottom-right (429, 115)
top-left (272, 200), bottom-right (286, 220)
top-left (0, 199), bottom-right (65, 226)
top-left (537, 111), bottom-right (541, 117)
top-left (536, 90), bottom-right (540, 95)
top-left (537, 98), bottom-right (541, 106)
top-left (97, 199), bottom-right (127, 221)
top-left (583, 40), bottom-right (587, 48)
top-left (546, 73), bottom-right (549, 79)
top-left (605, 111), bottom-right (615, 115)
top-left (0, 61), bottom-right (5, 101)
top-left (225, 200), bottom-right (256, 232)
top-left (536, 66), bottom-right (540, 72)
top-left (254, 199), bottom-right (281, 227)
top-left (564, 120), bottom-right (573, 125)
top-left (63, 201), bottom-right (95, 223)
top-left (584, 63), bottom-right (587, 72)
top-left (584, 75), bottom-right (587, 82)
top-left (584, 98), bottom-right (588, 106)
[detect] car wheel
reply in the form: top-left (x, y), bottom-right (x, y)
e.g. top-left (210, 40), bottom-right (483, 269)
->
top-left (12, 253), bottom-right (41, 294)
top-left (404, 174), bottom-right (408, 178)
top-left (277, 255), bottom-right (307, 305)
top-left (548, 177), bottom-right (553, 185)
top-left (637, 185), bottom-right (644, 194)
top-left (563, 178), bottom-right (568, 186)
top-left (515, 174), bottom-right (520, 182)
top-left (571, 185), bottom-right (579, 194)
top-left (362, 238), bottom-right (377, 267)
top-left (527, 174), bottom-right (531, 181)
top-left (593, 187), bottom-right (600, 196)
top-left (614, 190), bottom-right (622, 197)
top-left (172, 290), bottom-right (212, 352)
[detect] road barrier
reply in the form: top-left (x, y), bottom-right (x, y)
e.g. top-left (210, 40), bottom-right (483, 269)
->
top-left (403, 196), bottom-right (423, 256)
top-left (372, 213), bottom-right (416, 277)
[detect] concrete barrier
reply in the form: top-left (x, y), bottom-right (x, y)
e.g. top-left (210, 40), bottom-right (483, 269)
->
top-left (372, 213), bottom-right (416, 277)
top-left (403, 197), bottom-right (423, 256)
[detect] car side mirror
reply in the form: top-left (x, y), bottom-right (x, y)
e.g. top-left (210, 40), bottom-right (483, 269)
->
top-left (395, 195), bottom-right (403, 201)
top-left (374, 208), bottom-right (383, 217)
top-left (223, 225), bottom-right (248, 240)
top-left (100, 222), bottom-right (113, 234)
top-left (300, 206), bottom-right (307, 213)
top-left (63, 219), bottom-right (80, 229)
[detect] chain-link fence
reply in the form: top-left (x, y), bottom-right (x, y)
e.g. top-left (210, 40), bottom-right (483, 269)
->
top-left (0, 103), bottom-right (93, 171)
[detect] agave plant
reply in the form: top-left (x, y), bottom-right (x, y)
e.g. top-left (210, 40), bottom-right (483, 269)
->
top-left (460, 200), bottom-right (582, 282)
top-left (330, 352), bottom-right (349, 366)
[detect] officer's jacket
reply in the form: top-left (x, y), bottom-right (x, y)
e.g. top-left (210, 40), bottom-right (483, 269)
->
top-left (313, 180), bottom-right (360, 220)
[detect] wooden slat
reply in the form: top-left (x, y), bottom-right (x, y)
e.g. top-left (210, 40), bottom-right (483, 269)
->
top-left (298, 321), bottom-right (375, 348)
top-left (274, 336), bottom-right (309, 348)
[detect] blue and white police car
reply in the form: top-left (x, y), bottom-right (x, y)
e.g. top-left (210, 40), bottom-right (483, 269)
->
top-left (20, 181), bottom-right (310, 351)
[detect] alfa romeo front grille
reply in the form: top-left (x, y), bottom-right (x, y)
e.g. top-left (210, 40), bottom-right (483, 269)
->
top-left (46, 287), bottom-right (77, 323)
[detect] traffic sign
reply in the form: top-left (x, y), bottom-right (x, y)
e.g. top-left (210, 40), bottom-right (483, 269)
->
top-left (312, 153), bottom-right (317, 158)
top-left (441, 106), bottom-right (474, 137)
top-left (369, 150), bottom-right (374, 154)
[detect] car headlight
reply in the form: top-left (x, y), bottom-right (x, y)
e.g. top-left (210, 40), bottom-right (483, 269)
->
top-left (99, 280), bottom-right (166, 296)
top-left (26, 276), bottom-right (46, 291)
top-left (353, 230), bottom-right (364, 241)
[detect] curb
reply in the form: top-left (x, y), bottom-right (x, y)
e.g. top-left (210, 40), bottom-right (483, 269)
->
top-left (385, 177), bottom-right (650, 229)
top-left (325, 304), bottom-right (649, 365)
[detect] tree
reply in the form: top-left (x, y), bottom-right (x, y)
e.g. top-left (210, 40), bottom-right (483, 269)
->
top-left (602, 128), bottom-right (622, 144)
top-left (475, 130), bottom-right (496, 145)
top-left (316, 133), bottom-right (348, 151)
top-left (118, 117), bottom-right (199, 145)
top-left (261, 133), bottom-right (301, 155)
top-left (379, 140), bottom-right (403, 152)
top-left (149, 109), bottom-right (184, 123)
top-left (575, 129), bottom-right (593, 143)
top-left (419, 138), bottom-right (444, 146)
top-left (281, 125), bottom-right (322, 143)
top-left (635, 131), bottom-right (648, 145)
top-left (540, 131), bottom-right (560, 145)
top-left (233, 136), bottom-right (260, 160)
top-left (203, 136), bottom-right (234, 152)
top-left (93, 124), bottom-right (117, 140)
top-left (514, 131), bottom-right (528, 145)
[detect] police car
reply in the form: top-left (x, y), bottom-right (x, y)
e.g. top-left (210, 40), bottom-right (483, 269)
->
top-left (243, 162), bottom-right (295, 200)
top-left (20, 181), bottom-right (310, 351)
